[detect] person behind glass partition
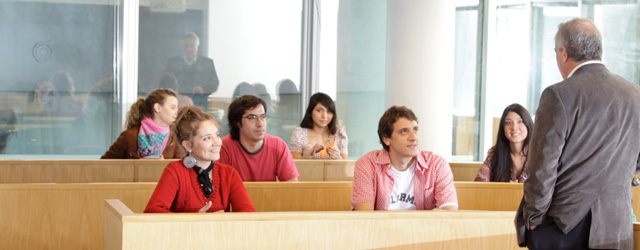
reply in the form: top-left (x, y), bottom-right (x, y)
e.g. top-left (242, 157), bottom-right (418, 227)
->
top-left (252, 83), bottom-right (272, 116)
top-left (0, 109), bottom-right (16, 154)
top-left (231, 81), bottom-right (255, 101)
top-left (145, 106), bottom-right (255, 213)
top-left (275, 79), bottom-right (300, 122)
top-left (351, 106), bottom-right (458, 211)
top-left (41, 71), bottom-right (83, 117)
top-left (74, 75), bottom-right (117, 153)
top-left (158, 72), bottom-right (193, 108)
top-left (28, 77), bottom-right (54, 106)
top-left (475, 103), bottom-right (533, 183)
top-left (289, 92), bottom-right (348, 160)
top-left (272, 79), bottom-right (301, 139)
top-left (165, 32), bottom-right (219, 111)
top-left (101, 89), bottom-right (185, 159)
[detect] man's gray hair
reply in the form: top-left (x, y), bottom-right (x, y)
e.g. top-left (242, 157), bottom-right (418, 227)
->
top-left (182, 31), bottom-right (200, 45)
top-left (556, 18), bottom-right (602, 61)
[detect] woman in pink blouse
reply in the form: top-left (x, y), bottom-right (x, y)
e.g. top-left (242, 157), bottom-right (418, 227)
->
top-left (289, 92), bottom-right (348, 159)
top-left (475, 104), bottom-right (533, 183)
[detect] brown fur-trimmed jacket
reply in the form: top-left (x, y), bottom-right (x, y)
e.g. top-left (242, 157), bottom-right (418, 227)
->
top-left (101, 126), bottom-right (185, 159)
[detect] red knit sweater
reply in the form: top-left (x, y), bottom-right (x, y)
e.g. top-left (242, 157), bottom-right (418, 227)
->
top-left (144, 160), bottom-right (255, 213)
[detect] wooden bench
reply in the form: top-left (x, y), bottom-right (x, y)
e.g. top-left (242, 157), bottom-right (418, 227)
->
top-left (450, 162), bottom-right (482, 181)
top-left (135, 160), bottom-right (479, 182)
top-left (0, 159), bottom-right (136, 183)
top-left (0, 159), bottom-right (332, 182)
top-left (0, 159), bottom-right (481, 182)
top-left (3, 181), bottom-right (640, 249)
top-left (105, 199), bottom-right (521, 250)
top-left (133, 160), bottom-right (479, 182)
top-left (456, 182), bottom-right (522, 211)
top-left (0, 182), bottom-right (350, 249)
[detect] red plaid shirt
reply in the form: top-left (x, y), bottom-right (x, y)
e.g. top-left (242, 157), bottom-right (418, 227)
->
top-left (351, 149), bottom-right (458, 210)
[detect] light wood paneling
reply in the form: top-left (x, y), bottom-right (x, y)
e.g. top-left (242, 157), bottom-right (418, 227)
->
top-left (133, 159), bottom-right (173, 182)
top-left (0, 183), bottom-right (155, 250)
top-left (450, 162), bottom-right (482, 181)
top-left (244, 182), bottom-right (351, 211)
top-left (293, 160), bottom-right (324, 181)
top-left (104, 200), bottom-right (132, 250)
top-left (0, 159), bottom-right (343, 182)
top-left (456, 182), bottom-right (522, 211)
top-left (323, 160), bottom-right (355, 181)
top-left (105, 200), bottom-right (521, 250)
top-left (0, 160), bottom-right (57, 183)
top-left (0, 160), bottom-right (134, 183)
top-left (6, 182), bottom-right (639, 250)
top-left (635, 223), bottom-right (640, 250)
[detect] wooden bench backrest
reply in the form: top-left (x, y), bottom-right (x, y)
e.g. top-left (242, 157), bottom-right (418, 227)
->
top-left (105, 199), bottom-right (520, 250)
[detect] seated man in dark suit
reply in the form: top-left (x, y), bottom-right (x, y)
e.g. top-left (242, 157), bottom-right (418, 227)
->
top-left (165, 32), bottom-right (219, 111)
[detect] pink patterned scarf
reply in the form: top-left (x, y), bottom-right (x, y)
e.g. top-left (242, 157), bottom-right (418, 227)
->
top-left (137, 117), bottom-right (170, 158)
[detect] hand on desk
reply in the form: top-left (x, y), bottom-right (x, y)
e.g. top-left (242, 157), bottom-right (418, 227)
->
top-left (199, 201), bottom-right (212, 213)
top-left (199, 201), bottom-right (225, 213)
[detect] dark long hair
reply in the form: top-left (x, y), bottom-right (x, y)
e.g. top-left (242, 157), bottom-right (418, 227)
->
top-left (490, 103), bottom-right (534, 182)
top-left (299, 92), bottom-right (337, 135)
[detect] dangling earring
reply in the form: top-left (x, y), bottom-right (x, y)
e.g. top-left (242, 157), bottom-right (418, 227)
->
top-left (183, 151), bottom-right (197, 168)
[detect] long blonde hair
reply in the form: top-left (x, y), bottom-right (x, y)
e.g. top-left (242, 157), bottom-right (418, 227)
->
top-left (125, 89), bottom-right (177, 129)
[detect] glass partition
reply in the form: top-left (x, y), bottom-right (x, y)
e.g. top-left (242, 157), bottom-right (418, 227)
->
top-left (2, 0), bottom-right (639, 160)
top-left (453, 1), bottom-right (481, 161)
top-left (0, 0), bottom-right (119, 157)
top-left (138, 0), bottom-right (304, 142)
top-left (478, 0), bottom-right (640, 161)
top-left (318, 0), bottom-right (388, 159)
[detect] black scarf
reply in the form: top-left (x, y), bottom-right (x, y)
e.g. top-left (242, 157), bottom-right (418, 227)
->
top-left (193, 162), bottom-right (214, 198)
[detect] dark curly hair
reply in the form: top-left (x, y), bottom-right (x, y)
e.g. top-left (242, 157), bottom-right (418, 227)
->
top-left (227, 95), bottom-right (266, 140)
top-left (377, 106), bottom-right (418, 151)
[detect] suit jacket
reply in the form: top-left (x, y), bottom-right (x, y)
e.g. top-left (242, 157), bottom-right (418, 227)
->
top-left (515, 63), bottom-right (640, 249)
top-left (101, 126), bottom-right (186, 159)
top-left (165, 55), bottom-right (219, 96)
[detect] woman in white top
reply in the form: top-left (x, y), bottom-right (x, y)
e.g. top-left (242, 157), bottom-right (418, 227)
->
top-left (290, 92), bottom-right (348, 159)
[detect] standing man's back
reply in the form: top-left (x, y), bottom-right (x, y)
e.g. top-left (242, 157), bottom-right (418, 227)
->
top-left (516, 18), bottom-right (640, 250)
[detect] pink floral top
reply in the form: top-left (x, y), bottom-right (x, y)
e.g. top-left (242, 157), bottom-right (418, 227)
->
top-left (474, 146), bottom-right (528, 183)
top-left (289, 127), bottom-right (348, 159)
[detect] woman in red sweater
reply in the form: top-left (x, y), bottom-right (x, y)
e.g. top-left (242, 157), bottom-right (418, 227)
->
top-left (144, 106), bottom-right (255, 213)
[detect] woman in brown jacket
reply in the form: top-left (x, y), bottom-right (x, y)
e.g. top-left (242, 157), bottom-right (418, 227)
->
top-left (101, 89), bottom-right (185, 159)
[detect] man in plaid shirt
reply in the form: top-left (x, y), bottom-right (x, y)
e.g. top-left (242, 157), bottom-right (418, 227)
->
top-left (351, 106), bottom-right (458, 211)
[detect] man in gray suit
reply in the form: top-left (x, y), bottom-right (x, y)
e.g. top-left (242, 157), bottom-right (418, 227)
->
top-left (166, 32), bottom-right (219, 111)
top-left (516, 18), bottom-right (640, 249)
